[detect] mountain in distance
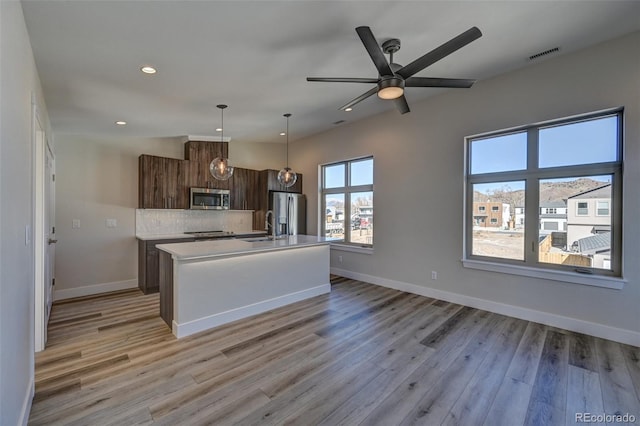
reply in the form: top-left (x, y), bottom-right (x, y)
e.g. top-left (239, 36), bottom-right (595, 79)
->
top-left (474, 177), bottom-right (608, 206)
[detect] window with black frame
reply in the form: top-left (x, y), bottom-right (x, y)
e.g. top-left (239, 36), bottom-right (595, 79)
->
top-left (465, 109), bottom-right (623, 279)
top-left (321, 157), bottom-right (374, 247)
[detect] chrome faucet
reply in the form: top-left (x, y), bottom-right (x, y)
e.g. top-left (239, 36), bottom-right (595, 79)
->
top-left (265, 210), bottom-right (274, 237)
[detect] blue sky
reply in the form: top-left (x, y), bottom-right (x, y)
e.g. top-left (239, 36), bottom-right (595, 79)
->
top-left (471, 115), bottom-right (618, 175)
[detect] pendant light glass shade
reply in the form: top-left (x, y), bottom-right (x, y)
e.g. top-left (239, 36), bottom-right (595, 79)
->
top-left (277, 113), bottom-right (297, 188)
top-left (210, 104), bottom-right (234, 181)
top-left (210, 157), bottom-right (234, 181)
top-left (277, 167), bottom-right (297, 187)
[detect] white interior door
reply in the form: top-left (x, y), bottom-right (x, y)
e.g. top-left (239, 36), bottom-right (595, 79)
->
top-left (34, 104), bottom-right (55, 352)
top-left (44, 146), bottom-right (56, 330)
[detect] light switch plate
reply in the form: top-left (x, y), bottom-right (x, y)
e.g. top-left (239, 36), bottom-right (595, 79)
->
top-left (106, 219), bottom-right (117, 228)
top-left (72, 219), bottom-right (81, 229)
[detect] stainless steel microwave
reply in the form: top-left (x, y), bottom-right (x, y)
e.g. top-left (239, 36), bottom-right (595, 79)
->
top-left (190, 188), bottom-right (230, 210)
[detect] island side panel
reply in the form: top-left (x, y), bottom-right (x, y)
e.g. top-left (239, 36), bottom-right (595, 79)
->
top-left (173, 244), bottom-right (330, 338)
top-left (158, 250), bottom-right (174, 328)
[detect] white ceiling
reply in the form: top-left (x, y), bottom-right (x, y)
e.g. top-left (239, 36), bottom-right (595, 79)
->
top-left (21, 0), bottom-right (640, 144)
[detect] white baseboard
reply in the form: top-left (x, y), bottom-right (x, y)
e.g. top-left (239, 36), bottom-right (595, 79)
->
top-left (18, 376), bottom-right (34, 426)
top-left (53, 279), bottom-right (138, 301)
top-left (173, 283), bottom-right (331, 338)
top-left (331, 267), bottom-right (640, 347)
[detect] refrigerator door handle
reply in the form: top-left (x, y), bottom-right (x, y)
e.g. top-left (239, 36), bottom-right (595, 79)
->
top-left (287, 195), bottom-right (293, 235)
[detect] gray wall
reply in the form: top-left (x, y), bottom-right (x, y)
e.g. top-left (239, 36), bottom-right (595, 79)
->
top-left (292, 32), bottom-right (640, 338)
top-left (0, 1), bottom-right (51, 424)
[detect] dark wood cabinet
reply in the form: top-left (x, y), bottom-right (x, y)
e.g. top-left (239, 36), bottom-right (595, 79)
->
top-left (184, 141), bottom-right (229, 190)
top-left (264, 169), bottom-right (303, 194)
top-left (138, 237), bottom-right (194, 294)
top-left (139, 142), bottom-right (302, 218)
top-left (230, 167), bottom-right (260, 210)
top-left (158, 250), bottom-right (173, 327)
top-left (138, 155), bottom-right (189, 209)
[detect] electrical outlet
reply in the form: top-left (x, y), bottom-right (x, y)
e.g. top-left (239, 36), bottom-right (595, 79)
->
top-left (431, 271), bottom-right (438, 280)
top-left (72, 219), bottom-right (81, 229)
top-left (106, 218), bottom-right (117, 228)
top-left (339, 255), bottom-right (343, 263)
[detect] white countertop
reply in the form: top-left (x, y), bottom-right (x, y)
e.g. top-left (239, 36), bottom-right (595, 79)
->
top-left (156, 234), bottom-right (334, 260)
top-left (136, 230), bottom-right (267, 241)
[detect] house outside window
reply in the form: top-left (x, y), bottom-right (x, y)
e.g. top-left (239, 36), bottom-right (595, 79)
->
top-left (465, 109), bottom-right (623, 281)
top-left (321, 157), bottom-right (374, 247)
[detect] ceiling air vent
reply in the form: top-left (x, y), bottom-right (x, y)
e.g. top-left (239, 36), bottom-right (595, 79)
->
top-left (333, 120), bottom-right (346, 125)
top-left (529, 47), bottom-right (560, 61)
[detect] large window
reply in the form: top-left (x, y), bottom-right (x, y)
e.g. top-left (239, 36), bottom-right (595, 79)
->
top-left (465, 110), bottom-right (623, 281)
top-left (321, 157), bottom-right (373, 247)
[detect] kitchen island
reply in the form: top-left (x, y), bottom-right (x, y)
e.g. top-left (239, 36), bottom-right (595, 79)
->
top-left (156, 235), bottom-right (331, 338)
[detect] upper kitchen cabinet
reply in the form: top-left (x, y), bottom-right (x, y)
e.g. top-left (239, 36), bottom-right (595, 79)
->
top-left (184, 141), bottom-right (229, 190)
top-left (264, 169), bottom-right (303, 193)
top-left (139, 155), bottom-right (189, 209)
top-left (230, 167), bottom-right (260, 210)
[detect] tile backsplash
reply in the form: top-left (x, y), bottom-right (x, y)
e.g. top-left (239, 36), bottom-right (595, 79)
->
top-left (136, 209), bottom-right (254, 235)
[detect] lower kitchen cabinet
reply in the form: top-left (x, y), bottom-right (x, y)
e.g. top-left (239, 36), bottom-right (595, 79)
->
top-left (138, 238), bottom-right (194, 294)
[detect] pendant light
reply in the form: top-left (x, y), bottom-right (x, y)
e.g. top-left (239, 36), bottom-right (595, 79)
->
top-left (277, 113), bottom-right (297, 188)
top-left (210, 104), bottom-right (234, 181)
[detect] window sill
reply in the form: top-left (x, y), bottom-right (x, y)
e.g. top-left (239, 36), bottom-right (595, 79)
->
top-left (330, 243), bottom-right (374, 255)
top-left (462, 259), bottom-right (625, 290)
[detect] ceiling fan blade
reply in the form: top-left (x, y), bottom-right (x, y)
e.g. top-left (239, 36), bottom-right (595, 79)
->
top-left (338, 87), bottom-right (378, 111)
top-left (394, 95), bottom-right (410, 114)
top-left (307, 77), bottom-right (379, 83)
top-left (356, 26), bottom-right (394, 77)
top-left (397, 27), bottom-right (482, 79)
top-left (405, 77), bottom-right (476, 88)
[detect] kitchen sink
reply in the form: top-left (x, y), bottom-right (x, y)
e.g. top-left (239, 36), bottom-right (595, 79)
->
top-left (241, 235), bottom-right (289, 242)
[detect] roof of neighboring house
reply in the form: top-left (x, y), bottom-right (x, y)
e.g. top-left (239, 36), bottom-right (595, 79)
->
top-left (540, 200), bottom-right (567, 208)
top-left (568, 184), bottom-right (611, 199)
top-left (576, 232), bottom-right (610, 254)
top-left (592, 225), bottom-right (611, 233)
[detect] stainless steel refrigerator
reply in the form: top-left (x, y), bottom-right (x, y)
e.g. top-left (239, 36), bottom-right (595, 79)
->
top-left (271, 192), bottom-right (306, 236)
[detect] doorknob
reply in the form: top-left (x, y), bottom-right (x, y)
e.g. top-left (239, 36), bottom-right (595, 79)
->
top-left (48, 238), bottom-right (58, 245)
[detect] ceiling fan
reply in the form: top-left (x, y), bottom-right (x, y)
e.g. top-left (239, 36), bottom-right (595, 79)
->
top-left (307, 26), bottom-right (482, 114)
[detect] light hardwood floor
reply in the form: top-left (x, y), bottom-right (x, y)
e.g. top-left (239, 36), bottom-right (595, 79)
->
top-left (30, 276), bottom-right (640, 425)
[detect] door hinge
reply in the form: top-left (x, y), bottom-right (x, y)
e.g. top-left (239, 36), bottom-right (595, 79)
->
top-left (52, 174), bottom-right (55, 182)
top-left (52, 226), bottom-right (55, 234)
top-left (52, 278), bottom-right (55, 286)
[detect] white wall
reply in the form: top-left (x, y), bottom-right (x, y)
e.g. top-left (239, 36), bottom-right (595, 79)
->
top-left (230, 141), bottom-right (285, 170)
top-left (54, 136), bottom-right (284, 295)
top-left (292, 32), bottom-right (640, 343)
top-left (0, 1), bottom-right (51, 424)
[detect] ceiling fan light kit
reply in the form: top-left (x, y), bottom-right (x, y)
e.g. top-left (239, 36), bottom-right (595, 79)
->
top-left (210, 104), bottom-right (234, 181)
top-left (377, 76), bottom-right (405, 99)
top-left (307, 25), bottom-right (482, 114)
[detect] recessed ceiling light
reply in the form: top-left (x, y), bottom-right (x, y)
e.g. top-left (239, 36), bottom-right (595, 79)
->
top-left (344, 108), bottom-right (353, 112)
top-left (115, 121), bottom-right (127, 126)
top-left (280, 132), bottom-right (286, 136)
top-left (140, 66), bottom-right (157, 74)
top-left (216, 128), bottom-right (222, 132)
